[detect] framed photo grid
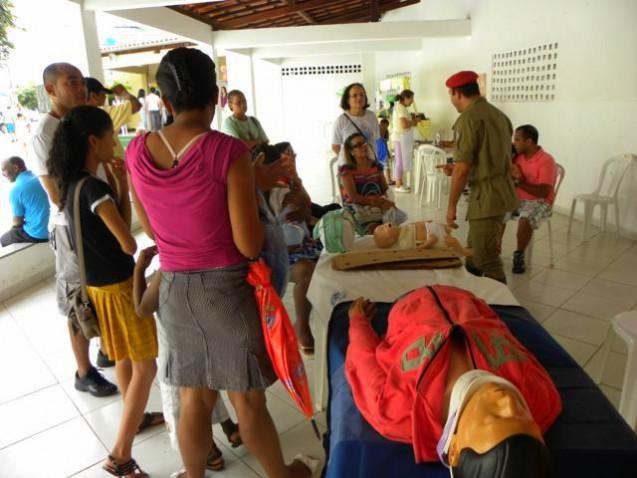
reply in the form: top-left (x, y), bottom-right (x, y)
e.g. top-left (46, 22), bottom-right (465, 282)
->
top-left (492, 42), bottom-right (559, 102)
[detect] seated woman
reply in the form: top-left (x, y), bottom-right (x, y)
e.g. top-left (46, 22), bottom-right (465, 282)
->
top-left (346, 285), bottom-right (561, 477)
top-left (221, 89), bottom-right (268, 151)
top-left (339, 132), bottom-right (406, 235)
top-left (260, 144), bottom-right (321, 354)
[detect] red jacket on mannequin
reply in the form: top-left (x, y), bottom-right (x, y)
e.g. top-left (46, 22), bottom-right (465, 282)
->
top-left (345, 285), bottom-right (561, 462)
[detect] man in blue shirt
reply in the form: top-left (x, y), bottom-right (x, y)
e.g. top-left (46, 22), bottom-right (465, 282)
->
top-left (1, 156), bottom-right (50, 247)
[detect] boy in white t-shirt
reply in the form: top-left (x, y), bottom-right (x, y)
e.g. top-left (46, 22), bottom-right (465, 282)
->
top-left (29, 62), bottom-right (118, 397)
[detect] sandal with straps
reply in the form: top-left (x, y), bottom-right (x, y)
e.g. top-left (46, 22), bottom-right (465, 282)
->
top-left (207, 442), bottom-right (225, 471)
top-left (220, 419), bottom-right (242, 448)
top-left (103, 455), bottom-right (149, 478)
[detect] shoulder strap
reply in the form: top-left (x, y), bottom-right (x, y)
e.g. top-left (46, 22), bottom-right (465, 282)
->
top-left (157, 130), bottom-right (177, 160)
top-left (343, 113), bottom-right (379, 162)
top-left (157, 130), bottom-right (208, 167)
top-left (176, 132), bottom-right (208, 159)
top-left (73, 176), bottom-right (91, 305)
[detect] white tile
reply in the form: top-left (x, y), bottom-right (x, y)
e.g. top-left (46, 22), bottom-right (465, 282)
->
top-left (529, 269), bottom-right (591, 292)
top-left (550, 334), bottom-right (597, 367)
top-left (83, 384), bottom-right (164, 449)
top-left (552, 257), bottom-right (609, 276)
top-left (59, 377), bottom-right (122, 415)
top-left (516, 299), bottom-right (555, 323)
top-left (0, 385), bottom-right (79, 449)
top-left (241, 420), bottom-right (326, 478)
top-left (513, 281), bottom-right (575, 307)
top-left (561, 292), bottom-right (635, 322)
top-left (598, 267), bottom-right (637, 287)
top-left (579, 279), bottom-right (637, 303)
top-left (542, 309), bottom-right (609, 347)
top-left (0, 350), bottom-right (57, 404)
top-left (600, 385), bottom-right (622, 410)
top-left (585, 348), bottom-right (627, 389)
top-left (110, 430), bottom-right (252, 478)
top-left (0, 417), bottom-right (106, 478)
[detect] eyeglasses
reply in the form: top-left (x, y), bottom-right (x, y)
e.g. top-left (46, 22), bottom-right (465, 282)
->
top-left (349, 142), bottom-right (367, 149)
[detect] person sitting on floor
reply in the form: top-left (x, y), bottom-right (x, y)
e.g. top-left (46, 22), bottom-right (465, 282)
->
top-left (507, 125), bottom-right (557, 274)
top-left (339, 132), bottom-right (406, 235)
top-left (346, 285), bottom-right (561, 477)
top-left (1, 156), bottom-right (49, 247)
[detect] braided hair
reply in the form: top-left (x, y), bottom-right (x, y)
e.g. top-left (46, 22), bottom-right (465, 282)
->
top-left (157, 47), bottom-right (218, 113)
top-left (46, 105), bottom-right (113, 209)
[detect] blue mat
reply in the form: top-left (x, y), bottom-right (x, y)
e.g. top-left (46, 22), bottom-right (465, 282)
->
top-left (323, 302), bottom-right (637, 478)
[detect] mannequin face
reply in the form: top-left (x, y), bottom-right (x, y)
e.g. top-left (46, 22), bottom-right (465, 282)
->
top-left (448, 382), bottom-right (543, 466)
top-left (373, 223), bottom-right (401, 248)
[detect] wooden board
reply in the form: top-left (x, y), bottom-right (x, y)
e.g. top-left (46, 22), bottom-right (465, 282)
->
top-left (331, 247), bottom-right (463, 271)
top-left (349, 257), bottom-right (463, 271)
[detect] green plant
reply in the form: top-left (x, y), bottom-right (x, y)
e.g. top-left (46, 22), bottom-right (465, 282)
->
top-left (17, 84), bottom-right (37, 110)
top-left (0, 1), bottom-right (15, 61)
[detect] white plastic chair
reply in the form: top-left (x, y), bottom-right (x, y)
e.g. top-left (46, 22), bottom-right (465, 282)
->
top-left (526, 163), bottom-right (565, 268)
top-left (416, 145), bottom-right (448, 209)
top-left (567, 154), bottom-right (636, 241)
top-left (329, 155), bottom-right (340, 205)
top-left (595, 310), bottom-right (637, 431)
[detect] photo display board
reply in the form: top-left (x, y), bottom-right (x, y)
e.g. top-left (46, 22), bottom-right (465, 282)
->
top-left (492, 42), bottom-right (559, 102)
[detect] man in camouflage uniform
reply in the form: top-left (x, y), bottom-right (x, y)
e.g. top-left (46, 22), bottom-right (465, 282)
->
top-left (445, 71), bottom-right (518, 284)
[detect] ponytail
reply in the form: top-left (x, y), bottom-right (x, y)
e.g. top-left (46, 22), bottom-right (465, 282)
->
top-left (47, 105), bottom-right (113, 209)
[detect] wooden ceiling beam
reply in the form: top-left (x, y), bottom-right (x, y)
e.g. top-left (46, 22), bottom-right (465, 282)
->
top-left (219, 0), bottom-right (350, 29)
top-left (170, 5), bottom-right (220, 30)
top-left (282, 0), bottom-right (317, 25)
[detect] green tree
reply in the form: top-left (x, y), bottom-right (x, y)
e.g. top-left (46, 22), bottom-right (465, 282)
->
top-left (0, 1), bottom-right (15, 61)
top-left (17, 84), bottom-right (36, 110)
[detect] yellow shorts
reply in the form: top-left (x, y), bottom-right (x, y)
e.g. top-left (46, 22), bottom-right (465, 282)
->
top-left (87, 276), bottom-right (158, 362)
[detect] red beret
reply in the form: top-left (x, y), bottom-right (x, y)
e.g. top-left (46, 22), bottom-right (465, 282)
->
top-left (445, 71), bottom-right (479, 88)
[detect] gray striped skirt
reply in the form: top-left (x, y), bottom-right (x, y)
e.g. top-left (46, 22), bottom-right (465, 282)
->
top-left (158, 262), bottom-right (276, 391)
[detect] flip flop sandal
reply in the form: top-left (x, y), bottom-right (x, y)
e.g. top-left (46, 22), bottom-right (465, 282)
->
top-left (299, 346), bottom-right (315, 357)
top-left (221, 420), bottom-right (243, 448)
top-left (207, 444), bottom-right (225, 471)
top-left (293, 454), bottom-right (321, 478)
top-left (137, 411), bottom-right (165, 434)
top-left (103, 455), bottom-right (149, 478)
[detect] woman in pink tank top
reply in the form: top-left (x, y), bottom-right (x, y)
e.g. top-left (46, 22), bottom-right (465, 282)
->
top-left (127, 48), bottom-right (314, 478)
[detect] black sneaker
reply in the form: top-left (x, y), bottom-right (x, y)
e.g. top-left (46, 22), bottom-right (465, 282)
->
top-left (96, 349), bottom-right (115, 368)
top-left (512, 250), bottom-right (526, 274)
top-left (75, 367), bottom-right (118, 397)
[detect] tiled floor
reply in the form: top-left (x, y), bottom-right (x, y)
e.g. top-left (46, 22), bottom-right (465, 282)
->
top-left (0, 187), bottom-right (635, 477)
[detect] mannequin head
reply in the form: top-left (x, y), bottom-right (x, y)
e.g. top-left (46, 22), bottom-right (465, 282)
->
top-left (440, 371), bottom-right (552, 478)
top-left (448, 382), bottom-right (543, 465)
top-left (373, 223), bottom-right (401, 248)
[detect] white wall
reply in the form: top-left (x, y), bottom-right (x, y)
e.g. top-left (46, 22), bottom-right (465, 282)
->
top-left (278, 55), bottom-right (364, 204)
top-left (0, 245), bottom-right (54, 303)
top-left (378, 0), bottom-right (637, 236)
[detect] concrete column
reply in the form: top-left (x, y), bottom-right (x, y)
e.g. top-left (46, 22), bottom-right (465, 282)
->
top-left (79, 6), bottom-right (105, 81)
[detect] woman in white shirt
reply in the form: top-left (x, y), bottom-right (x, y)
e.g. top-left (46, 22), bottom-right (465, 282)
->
top-left (331, 83), bottom-right (380, 163)
top-left (391, 89), bottom-right (418, 193)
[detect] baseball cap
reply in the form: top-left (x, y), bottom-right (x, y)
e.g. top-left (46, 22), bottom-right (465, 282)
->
top-left (85, 77), bottom-right (113, 95)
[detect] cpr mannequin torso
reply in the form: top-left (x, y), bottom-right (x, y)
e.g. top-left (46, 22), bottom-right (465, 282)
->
top-left (344, 286), bottom-right (561, 464)
top-left (373, 221), bottom-right (472, 256)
